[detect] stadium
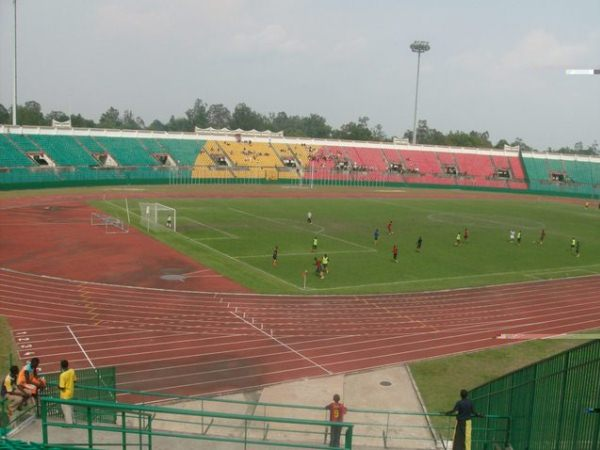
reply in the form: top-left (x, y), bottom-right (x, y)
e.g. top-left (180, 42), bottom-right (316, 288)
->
top-left (1, 2), bottom-right (600, 450)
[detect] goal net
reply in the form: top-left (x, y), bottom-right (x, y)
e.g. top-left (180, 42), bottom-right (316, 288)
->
top-left (90, 212), bottom-right (129, 234)
top-left (139, 203), bottom-right (177, 232)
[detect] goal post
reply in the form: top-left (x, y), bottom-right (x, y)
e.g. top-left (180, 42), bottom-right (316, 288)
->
top-left (139, 203), bottom-right (177, 232)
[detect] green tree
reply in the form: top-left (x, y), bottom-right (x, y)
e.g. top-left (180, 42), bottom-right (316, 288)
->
top-left (166, 115), bottom-right (191, 132)
top-left (99, 107), bottom-right (122, 129)
top-left (70, 113), bottom-right (96, 128)
top-left (333, 116), bottom-right (374, 140)
top-left (122, 109), bottom-right (144, 130)
top-left (17, 101), bottom-right (47, 126)
top-left (0, 104), bottom-right (9, 124)
top-left (186, 98), bottom-right (209, 129)
top-left (207, 104), bottom-right (231, 129)
top-left (495, 139), bottom-right (510, 149)
top-left (302, 114), bottom-right (332, 138)
top-left (230, 103), bottom-right (268, 130)
top-left (45, 110), bottom-right (69, 123)
top-left (147, 119), bottom-right (166, 131)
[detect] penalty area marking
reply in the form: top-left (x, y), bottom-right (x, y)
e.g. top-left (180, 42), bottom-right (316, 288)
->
top-left (67, 325), bottom-right (96, 369)
top-left (230, 311), bottom-right (332, 375)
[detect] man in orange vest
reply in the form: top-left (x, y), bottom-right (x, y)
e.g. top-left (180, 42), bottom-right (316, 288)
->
top-left (17, 358), bottom-right (46, 398)
top-left (325, 393), bottom-right (347, 447)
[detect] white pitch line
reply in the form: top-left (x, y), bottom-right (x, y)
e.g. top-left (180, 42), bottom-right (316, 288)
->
top-left (230, 311), bottom-right (332, 375)
top-left (67, 325), bottom-right (96, 369)
top-left (181, 216), bottom-right (238, 239)
top-left (235, 249), bottom-right (374, 259)
top-left (229, 207), bottom-right (374, 251)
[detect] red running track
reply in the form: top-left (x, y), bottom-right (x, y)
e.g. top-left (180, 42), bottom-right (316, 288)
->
top-left (2, 268), bottom-right (600, 399)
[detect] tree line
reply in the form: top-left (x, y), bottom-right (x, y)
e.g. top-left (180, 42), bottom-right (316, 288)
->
top-left (0, 100), bottom-right (597, 155)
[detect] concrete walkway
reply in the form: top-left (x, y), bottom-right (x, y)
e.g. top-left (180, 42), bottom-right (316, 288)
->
top-left (11, 364), bottom-right (442, 450)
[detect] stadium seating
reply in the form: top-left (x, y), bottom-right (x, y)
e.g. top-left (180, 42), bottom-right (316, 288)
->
top-left (94, 136), bottom-right (158, 166)
top-left (219, 141), bottom-right (282, 168)
top-left (0, 134), bottom-right (35, 167)
top-left (144, 138), bottom-right (205, 166)
top-left (28, 135), bottom-right (98, 166)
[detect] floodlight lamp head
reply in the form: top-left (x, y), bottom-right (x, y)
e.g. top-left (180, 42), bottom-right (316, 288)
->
top-left (410, 41), bottom-right (430, 53)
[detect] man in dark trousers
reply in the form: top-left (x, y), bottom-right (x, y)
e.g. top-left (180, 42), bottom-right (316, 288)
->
top-left (325, 394), bottom-right (347, 447)
top-left (446, 389), bottom-right (484, 450)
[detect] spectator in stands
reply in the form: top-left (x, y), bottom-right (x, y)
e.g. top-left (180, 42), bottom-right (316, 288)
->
top-left (2, 365), bottom-right (31, 418)
top-left (325, 393), bottom-right (347, 448)
top-left (445, 389), bottom-right (484, 450)
top-left (17, 358), bottom-right (46, 399)
top-left (58, 359), bottom-right (77, 424)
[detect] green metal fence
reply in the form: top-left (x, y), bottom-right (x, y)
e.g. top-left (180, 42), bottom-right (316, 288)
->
top-left (470, 339), bottom-right (600, 450)
top-left (43, 367), bottom-right (117, 424)
top-left (41, 397), bottom-right (355, 450)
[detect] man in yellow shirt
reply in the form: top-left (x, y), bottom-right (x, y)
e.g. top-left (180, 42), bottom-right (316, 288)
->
top-left (58, 360), bottom-right (76, 424)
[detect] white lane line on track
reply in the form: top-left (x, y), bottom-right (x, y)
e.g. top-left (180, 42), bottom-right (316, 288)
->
top-left (229, 311), bottom-right (332, 375)
top-left (67, 325), bottom-right (96, 369)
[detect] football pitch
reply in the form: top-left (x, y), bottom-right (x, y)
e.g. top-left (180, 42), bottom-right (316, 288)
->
top-left (96, 191), bottom-right (600, 295)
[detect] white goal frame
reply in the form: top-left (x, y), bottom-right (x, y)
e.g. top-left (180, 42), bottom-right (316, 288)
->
top-left (90, 212), bottom-right (129, 234)
top-left (139, 202), bottom-right (177, 232)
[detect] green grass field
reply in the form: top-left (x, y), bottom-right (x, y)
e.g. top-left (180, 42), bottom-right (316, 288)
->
top-left (96, 190), bottom-right (600, 295)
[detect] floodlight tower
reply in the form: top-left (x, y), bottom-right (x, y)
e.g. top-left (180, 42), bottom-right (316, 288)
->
top-left (410, 40), bottom-right (430, 145)
top-left (12, 0), bottom-right (18, 125)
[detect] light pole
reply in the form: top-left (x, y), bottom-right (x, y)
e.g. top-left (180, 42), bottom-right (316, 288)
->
top-left (12, 0), bottom-right (18, 125)
top-left (410, 40), bottom-right (430, 145)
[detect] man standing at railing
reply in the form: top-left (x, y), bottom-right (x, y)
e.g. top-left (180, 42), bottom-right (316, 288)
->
top-left (325, 393), bottom-right (347, 448)
top-left (58, 360), bottom-right (77, 424)
top-left (446, 389), bottom-right (484, 450)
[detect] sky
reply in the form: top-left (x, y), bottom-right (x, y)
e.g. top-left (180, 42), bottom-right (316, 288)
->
top-left (0, 0), bottom-right (598, 150)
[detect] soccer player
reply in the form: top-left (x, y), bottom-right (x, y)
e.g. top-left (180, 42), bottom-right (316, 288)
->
top-left (373, 228), bottom-right (380, 245)
top-left (538, 229), bottom-right (546, 245)
top-left (272, 246), bottom-right (279, 267)
top-left (307, 211), bottom-right (312, 224)
top-left (166, 215), bottom-right (172, 228)
top-left (463, 227), bottom-right (469, 243)
top-left (387, 220), bottom-right (393, 235)
top-left (312, 236), bottom-right (318, 252)
top-left (416, 236), bottom-right (423, 252)
top-left (455, 232), bottom-right (461, 246)
top-left (392, 244), bottom-right (398, 263)
top-left (314, 257), bottom-right (325, 279)
top-left (509, 229), bottom-right (516, 243)
top-left (517, 230), bottom-right (522, 245)
top-left (446, 389), bottom-right (484, 450)
top-left (576, 240), bottom-right (581, 257)
top-left (322, 254), bottom-right (329, 273)
top-left (571, 237), bottom-right (577, 253)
